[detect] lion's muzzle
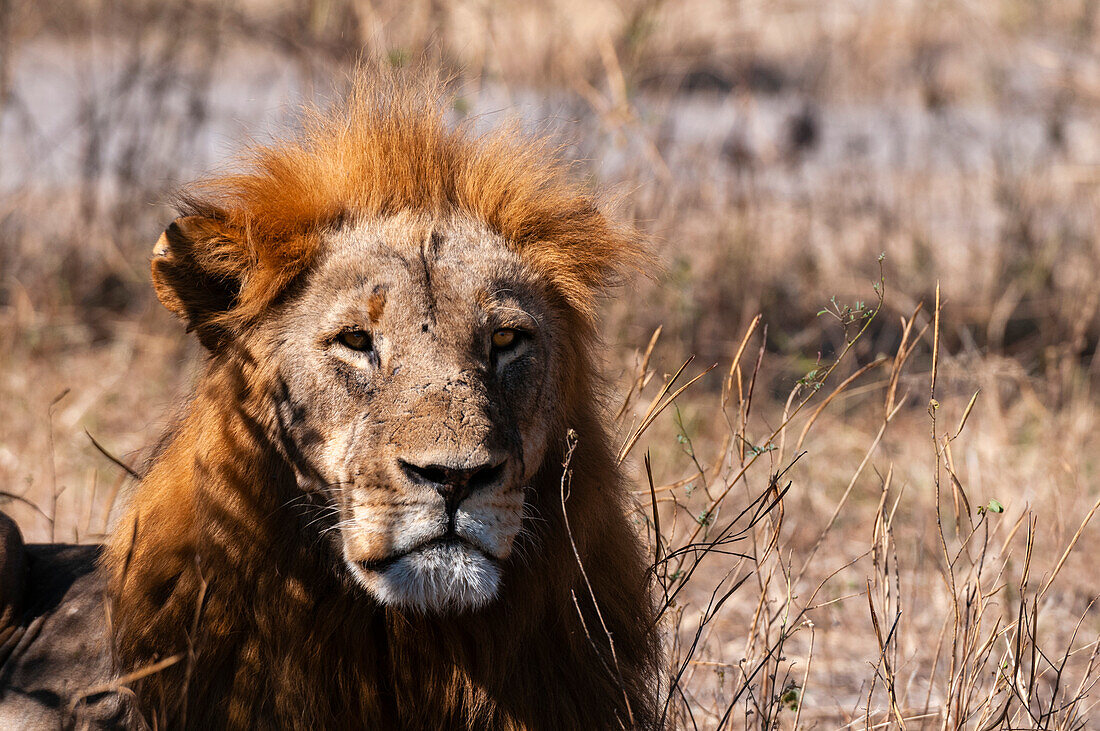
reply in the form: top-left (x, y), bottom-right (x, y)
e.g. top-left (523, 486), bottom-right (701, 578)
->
top-left (339, 446), bottom-right (525, 613)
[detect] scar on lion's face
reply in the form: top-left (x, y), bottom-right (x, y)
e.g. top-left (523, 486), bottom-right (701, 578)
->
top-left (256, 212), bottom-right (560, 612)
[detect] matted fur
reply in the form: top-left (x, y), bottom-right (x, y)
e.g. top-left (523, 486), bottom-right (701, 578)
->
top-left (104, 75), bottom-right (662, 729)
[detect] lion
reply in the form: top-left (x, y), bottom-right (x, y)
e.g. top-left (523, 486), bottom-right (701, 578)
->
top-left (0, 77), bottom-right (663, 729)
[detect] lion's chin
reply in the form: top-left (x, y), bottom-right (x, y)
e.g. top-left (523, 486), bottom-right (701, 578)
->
top-left (348, 541), bottom-right (502, 613)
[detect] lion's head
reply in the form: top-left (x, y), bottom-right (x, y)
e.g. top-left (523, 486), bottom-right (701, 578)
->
top-left (144, 81), bottom-right (641, 615)
top-left (159, 211), bottom-right (569, 611)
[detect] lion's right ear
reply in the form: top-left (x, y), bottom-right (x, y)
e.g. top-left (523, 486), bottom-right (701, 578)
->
top-left (151, 216), bottom-right (249, 349)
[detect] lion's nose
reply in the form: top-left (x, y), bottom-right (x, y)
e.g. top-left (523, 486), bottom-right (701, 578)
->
top-left (398, 458), bottom-right (507, 513)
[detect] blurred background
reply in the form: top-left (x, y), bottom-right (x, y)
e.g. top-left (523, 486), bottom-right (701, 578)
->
top-left (2, 1), bottom-right (1100, 726)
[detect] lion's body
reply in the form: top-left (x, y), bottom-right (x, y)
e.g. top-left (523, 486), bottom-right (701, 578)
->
top-left (1, 77), bottom-right (663, 729)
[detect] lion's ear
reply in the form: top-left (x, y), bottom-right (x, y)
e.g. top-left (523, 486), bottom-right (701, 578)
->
top-left (151, 216), bottom-right (249, 349)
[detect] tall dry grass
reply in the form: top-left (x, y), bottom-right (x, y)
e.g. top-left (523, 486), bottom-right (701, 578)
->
top-left (2, 1), bottom-right (1100, 727)
top-left (618, 282), bottom-right (1100, 727)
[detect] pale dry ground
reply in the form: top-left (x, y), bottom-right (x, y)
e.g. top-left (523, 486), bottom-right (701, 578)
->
top-left (3, 0), bottom-right (1100, 727)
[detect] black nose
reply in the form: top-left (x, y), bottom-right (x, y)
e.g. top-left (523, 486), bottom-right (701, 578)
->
top-left (399, 459), bottom-right (506, 513)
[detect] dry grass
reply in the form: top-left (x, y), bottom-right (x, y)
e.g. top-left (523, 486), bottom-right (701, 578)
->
top-left (2, 0), bottom-right (1100, 727)
top-left (623, 288), bottom-right (1100, 727)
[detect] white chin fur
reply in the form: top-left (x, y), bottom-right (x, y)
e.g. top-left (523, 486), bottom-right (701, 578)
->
top-left (354, 542), bottom-right (502, 613)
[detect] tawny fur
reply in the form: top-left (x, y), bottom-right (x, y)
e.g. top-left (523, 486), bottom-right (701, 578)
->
top-left (103, 76), bottom-right (661, 729)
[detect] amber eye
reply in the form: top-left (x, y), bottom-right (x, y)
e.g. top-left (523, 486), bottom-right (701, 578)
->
top-left (336, 330), bottom-right (373, 352)
top-left (491, 328), bottom-right (519, 350)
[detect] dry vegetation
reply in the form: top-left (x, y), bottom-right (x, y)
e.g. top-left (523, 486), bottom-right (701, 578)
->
top-left (3, 0), bottom-right (1100, 727)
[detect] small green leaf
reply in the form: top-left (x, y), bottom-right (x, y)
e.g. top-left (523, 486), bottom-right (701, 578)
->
top-left (780, 683), bottom-right (801, 710)
top-left (987, 498), bottom-right (1004, 513)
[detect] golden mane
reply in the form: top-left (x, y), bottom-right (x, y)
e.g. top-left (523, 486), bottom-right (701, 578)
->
top-left (177, 75), bottom-right (644, 331)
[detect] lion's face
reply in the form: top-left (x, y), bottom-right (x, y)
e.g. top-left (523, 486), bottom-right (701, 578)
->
top-left (255, 213), bottom-right (565, 613)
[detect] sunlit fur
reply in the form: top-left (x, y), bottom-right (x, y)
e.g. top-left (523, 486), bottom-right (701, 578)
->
top-left (103, 74), bottom-right (662, 729)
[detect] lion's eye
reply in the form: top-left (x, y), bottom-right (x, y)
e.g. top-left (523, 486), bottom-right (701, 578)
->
top-left (491, 328), bottom-right (520, 351)
top-left (336, 330), bottom-right (373, 352)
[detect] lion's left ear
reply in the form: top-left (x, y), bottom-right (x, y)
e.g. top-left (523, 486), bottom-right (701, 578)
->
top-left (151, 216), bottom-right (251, 349)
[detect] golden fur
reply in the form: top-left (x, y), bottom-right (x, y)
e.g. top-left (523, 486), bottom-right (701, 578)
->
top-left (164, 78), bottom-right (643, 337)
top-left (104, 76), bottom-right (662, 729)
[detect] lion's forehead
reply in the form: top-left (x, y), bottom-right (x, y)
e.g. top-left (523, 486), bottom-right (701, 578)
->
top-left (321, 214), bottom-right (523, 285)
top-left (284, 215), bottom-right (544, 346)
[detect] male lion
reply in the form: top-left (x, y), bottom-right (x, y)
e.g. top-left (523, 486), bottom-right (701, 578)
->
top-left (0, 78), bottom-right (662, 729)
